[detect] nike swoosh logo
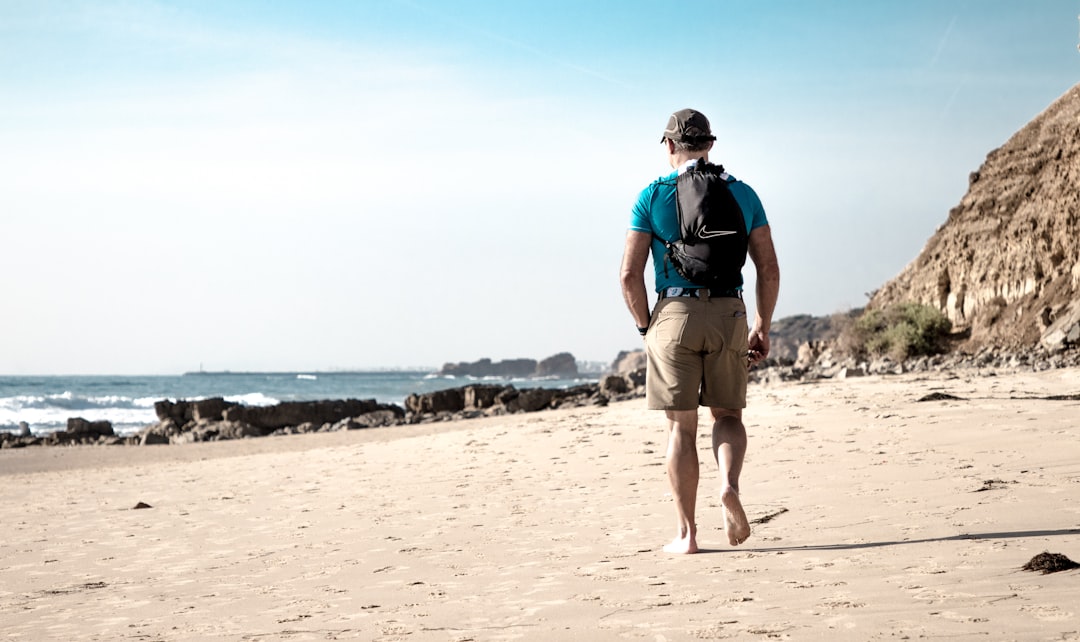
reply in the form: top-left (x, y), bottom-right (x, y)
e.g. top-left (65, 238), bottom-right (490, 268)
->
top-left (699, 229), bottom-right (737, 239)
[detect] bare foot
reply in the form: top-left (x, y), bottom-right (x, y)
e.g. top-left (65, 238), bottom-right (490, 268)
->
top-left (721, 488), bottom-right (751, 546)
top-left (662, 535), bottom-right (699, 554)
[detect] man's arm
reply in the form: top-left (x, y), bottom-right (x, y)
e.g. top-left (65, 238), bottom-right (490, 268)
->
top-left (746, 224), bottom-right (780, 363)
top-left (620, 230), bottom-right (653, 332)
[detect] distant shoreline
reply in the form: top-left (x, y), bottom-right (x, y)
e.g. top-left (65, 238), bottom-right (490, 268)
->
top-left (180, 369), bottom-right (437, 377)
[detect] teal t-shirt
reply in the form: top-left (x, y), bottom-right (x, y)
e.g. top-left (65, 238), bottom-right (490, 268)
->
top-left (629, 168), bottom-right (768, 291)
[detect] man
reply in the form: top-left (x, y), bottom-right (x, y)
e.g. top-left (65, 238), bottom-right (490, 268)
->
top-left (620, 108), bottom-right (780, 554)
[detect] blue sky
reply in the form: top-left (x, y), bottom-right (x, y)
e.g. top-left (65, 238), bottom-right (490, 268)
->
top-left (1, 0), bottom-right (1078, 374)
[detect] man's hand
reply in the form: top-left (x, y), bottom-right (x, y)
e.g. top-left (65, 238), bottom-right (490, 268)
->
top-left (747, 328), bottom-right (770, 366)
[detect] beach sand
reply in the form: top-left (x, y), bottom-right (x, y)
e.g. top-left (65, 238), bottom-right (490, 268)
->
top-left (2, 369), bottom-right (1079, 641)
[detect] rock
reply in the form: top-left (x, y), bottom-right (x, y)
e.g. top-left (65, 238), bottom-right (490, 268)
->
top-left (67, 417), bottom-right (114, 438)
top-left (868, 357), bottom-right (904, 376)
top-left (463, 384), bottom-right (505, 410)
top-left (535, 352), bottom-right (578, 377)
top-left (836, 366), bottom-right (866, 379)
top-left (345, 409), bottom-right (403, 428)
top-left (611, 350), bottom-right (646, 375)
top-left (503, 388), bottom-right (556, 413)
top-left (439, 353), bottom-right (582, 378)
top-left (181, 420), bottom-right (262, 443)
top-left (223, 399), bottom-right (395, 431)
top-left (154, 399), bottom-right (193, 424)
top-left (770, 312), bottom-right (857, 364)
top-left (1041, 302), bottom-right (1080, 352)
top-left (795, 341), bottom-right (825, 370)
top-left (133, 418), bottom-right (181, 445)
top-left (624, 368), bottom-right (646, 388)
top-left (140, 431), bottom-right (170, 446)
top-left (192, 397), bottom-right (238, 422)
top-left (136, 398), bottom-right (408, 443)
top-left (599, 375), bottom-right (629, 396)
top-left (439, 358), bottom-right (537, 378)
top-left (403, 381), bottom-right (607, 422)
top-left (405, 389), bottom-right (464, 415)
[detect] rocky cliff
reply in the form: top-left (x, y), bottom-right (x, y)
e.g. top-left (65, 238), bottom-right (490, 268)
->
top-left (869, 84), bottom-right (1080, 352)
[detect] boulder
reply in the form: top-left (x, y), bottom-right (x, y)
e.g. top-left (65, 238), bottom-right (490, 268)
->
top-left (836, 366), bottom-right (866, 379)
top-left (346, 409), bottom-right (405, 428)
top-left (405, 389), bottom-right (464, 414)
top-left (66, 417), bottom-right (114, 438)
top-left (612, 350), bottom-right (646, 375)
top-left (503, 388), bottom-right (556, 413)
top-left (154, 399), bottom-right (194, 424)
top-left (463, 384), bottom-right (505, 410)
top-left (137, 418), bottom-right (182, 445)
top-left (1, 432), bottom-right (28, 448)
top-left (624, 368), bottom-right (646, 388)
top-left (171, 420), bottom-right (262, 443)
top-left (599, 374), bottom-right (629, 396)
top-left (192, 397), bottom-right (238, 422)
top-left (1041, 302), bottom-right (1080, 352)
top-left (223, 399), bottom-right (391, 431)
top-left (140, 431), bottom-right (170, 446)
top-left (535, 352), bottom-right (578, 377)
top-left (795, 341), bottom-right (826, 370)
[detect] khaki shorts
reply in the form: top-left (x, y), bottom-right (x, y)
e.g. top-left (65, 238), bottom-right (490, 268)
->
top-left (644, 296), bottom-right (750, 410)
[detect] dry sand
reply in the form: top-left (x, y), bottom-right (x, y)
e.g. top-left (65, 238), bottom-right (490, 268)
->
top-left (2, 369), bottom-right (1079, 641)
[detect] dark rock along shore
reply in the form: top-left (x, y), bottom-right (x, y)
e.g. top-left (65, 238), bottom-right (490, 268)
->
top-left (3, 343), bottom-right (1078, 450)
top-left (0, 366), bottom-right (645, 449)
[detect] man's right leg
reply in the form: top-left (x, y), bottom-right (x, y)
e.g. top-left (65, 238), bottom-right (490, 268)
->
top-left (712, 408), bottom-right (751, 546)
top-left (663, 408), bottom-right (700, 554)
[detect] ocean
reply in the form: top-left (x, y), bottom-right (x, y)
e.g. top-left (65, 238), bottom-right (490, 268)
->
top-left (0, 371), bottom-right (600, 437)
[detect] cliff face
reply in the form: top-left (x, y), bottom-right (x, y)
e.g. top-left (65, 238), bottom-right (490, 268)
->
top-left (869, 84), bottom-right (1080, 351)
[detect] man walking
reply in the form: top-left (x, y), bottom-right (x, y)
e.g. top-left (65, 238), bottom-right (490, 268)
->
top-left (620, 108), bottom-right (780, 554)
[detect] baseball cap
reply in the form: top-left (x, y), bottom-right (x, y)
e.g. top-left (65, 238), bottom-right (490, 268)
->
top-left (661, 108), bottom-right (717, 143)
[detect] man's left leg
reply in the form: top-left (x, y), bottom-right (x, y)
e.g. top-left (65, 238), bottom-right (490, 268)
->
top-left (712, 408), bottom-right (751, 546)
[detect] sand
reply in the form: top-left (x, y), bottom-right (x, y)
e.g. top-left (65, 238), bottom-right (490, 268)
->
top-left (2, 368), bottom-right (1079, 641)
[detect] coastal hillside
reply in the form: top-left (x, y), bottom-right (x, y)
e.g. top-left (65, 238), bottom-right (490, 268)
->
top-left (869, 83), bottom-right (1080, 352)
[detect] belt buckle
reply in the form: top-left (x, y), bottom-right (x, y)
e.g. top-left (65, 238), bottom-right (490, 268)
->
top-left (698, 288), bottom-right (710, 302)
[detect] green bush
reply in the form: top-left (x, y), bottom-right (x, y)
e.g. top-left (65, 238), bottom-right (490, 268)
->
top-left (848, 303), bottom-right (952, 361)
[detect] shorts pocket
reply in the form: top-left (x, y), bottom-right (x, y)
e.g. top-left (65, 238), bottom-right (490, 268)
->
top-left (651, 312), bottom-right (689, 347)
top-left (720, 316), bottom-right (749, 356)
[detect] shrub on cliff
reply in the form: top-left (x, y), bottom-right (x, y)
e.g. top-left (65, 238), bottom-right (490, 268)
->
top-left (841, 303), bottom-right (952, 361)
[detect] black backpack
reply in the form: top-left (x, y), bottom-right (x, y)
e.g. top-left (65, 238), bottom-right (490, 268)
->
top-left (656, 160), bottom-right (748, 290)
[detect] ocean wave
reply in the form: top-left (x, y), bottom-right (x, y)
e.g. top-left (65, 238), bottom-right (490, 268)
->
top-left (0, 405), bottom-right (157, 435)
top-left (1, 392), bottom-right (146, 412)
top-left (224, 392), bottom-right (280, 406)
top-left (1, 391), bottom-right (281, 436)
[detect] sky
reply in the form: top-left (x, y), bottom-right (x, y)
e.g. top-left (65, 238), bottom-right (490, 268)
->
top-left (2, 0), bottom-right (1079, 375)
